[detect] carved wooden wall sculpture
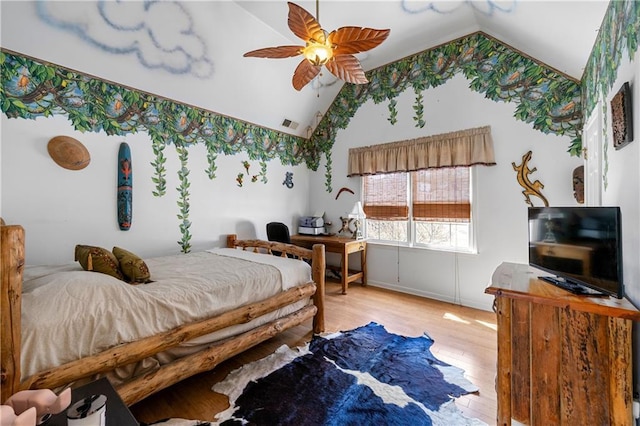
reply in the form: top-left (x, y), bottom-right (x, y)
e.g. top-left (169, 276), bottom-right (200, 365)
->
top-left (512, 151), bottom-right (549, 207)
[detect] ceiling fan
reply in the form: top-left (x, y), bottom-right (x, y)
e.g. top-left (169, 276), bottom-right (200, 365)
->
top-left (243, 1), bottom-right (390, 91)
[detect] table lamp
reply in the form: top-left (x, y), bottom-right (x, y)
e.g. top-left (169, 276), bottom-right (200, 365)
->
top-left (348, 201), bottom-right (366, 240)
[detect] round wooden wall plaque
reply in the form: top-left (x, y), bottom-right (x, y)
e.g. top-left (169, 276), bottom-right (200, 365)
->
top-left (47, 136), bottom-right (91, 170)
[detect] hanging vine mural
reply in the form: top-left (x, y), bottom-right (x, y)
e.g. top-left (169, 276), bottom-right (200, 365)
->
top-left (413, 89), bottom-right (425, 128)
top-left (175, 143), bottom-right (192, 253)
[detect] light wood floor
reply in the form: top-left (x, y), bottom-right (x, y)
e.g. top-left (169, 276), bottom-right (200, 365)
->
top-left (130, 280), bottom-right (498, 425)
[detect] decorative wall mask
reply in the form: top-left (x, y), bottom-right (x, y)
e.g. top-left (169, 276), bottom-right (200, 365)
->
top-left (512, 151), bottom-right (549, 207)
top-left (117, 142), bottom-right (133, 230)
top-left (572, 165), bottom-right (584, 204)
top-left (47, 136), bottom-right (90, 170)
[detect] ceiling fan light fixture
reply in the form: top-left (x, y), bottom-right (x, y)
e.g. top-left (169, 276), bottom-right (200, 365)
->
top-left (243, 2), bottom-right (390, 91)
top-left (303, 41), bottom-right (333, 66)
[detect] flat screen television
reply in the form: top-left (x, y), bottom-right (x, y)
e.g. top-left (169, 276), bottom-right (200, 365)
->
top-left (528, 206), bottom-right (624, 298)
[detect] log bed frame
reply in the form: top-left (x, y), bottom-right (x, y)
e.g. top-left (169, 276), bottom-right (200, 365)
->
top-left (0, 224), bottom-right (325, 405)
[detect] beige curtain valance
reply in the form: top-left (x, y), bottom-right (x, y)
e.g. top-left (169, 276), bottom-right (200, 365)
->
top-left (347, 125), bottom-right (496, 176)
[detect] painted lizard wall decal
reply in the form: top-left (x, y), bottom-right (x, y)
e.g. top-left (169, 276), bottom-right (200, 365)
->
top-left (512, 150), bottom-right (549, 207)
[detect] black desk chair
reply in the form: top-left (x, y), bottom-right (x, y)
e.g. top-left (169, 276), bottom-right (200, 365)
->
top-left (266, 222), bottom-right (291, 257)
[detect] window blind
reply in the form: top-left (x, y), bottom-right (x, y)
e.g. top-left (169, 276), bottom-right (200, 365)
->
top-left (363, 172), bottom-right (408, 220)
top-left (412, 168), bottom-right (470, 222)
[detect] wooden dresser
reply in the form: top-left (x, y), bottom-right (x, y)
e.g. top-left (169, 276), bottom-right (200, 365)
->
top-left (485, 262), bottom-right (640, 425)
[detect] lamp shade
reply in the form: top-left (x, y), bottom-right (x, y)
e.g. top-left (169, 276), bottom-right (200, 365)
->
top-left (349, 201), bottom-right (366, 218)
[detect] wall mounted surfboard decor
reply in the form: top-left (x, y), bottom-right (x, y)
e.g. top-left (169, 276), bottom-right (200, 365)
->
top-left (117, 142), bottom-right (133, 230)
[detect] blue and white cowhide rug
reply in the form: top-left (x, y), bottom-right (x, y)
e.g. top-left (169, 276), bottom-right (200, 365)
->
top-left (211, 322), bottom-right (486, 425)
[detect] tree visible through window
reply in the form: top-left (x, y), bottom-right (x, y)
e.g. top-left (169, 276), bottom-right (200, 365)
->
top-left (363, 167), bottom-right (472, 251)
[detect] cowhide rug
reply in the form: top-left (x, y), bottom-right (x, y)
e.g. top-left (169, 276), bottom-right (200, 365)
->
top-left (144, 420), bottom-right (211, 426)
top-left (209, 322), bottom-right (486, 425)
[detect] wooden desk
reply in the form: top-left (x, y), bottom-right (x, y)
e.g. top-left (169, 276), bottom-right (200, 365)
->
top-left (486, 262), bottom-right (640, 425)
top-left (291, 235), bottom-right (366, 294)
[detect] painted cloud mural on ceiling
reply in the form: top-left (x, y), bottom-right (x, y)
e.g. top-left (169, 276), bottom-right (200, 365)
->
top-left (37, 0), bottom-right (213, 78)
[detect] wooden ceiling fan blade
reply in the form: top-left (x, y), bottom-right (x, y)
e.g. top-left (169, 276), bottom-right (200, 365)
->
top-left (243, 45), bottom-right (303, 58)
top-left (328, 27), bottom-right (391, 56)
top-left (292, 59), bottom-right (321, 91)
top-left (325, 55), bottom-right (368, 84)
top-left (287, 2), bottom-right (326, 43)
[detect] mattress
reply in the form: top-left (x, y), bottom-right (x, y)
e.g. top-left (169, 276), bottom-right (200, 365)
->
top-left (20, 248), bottom-right (313, 382)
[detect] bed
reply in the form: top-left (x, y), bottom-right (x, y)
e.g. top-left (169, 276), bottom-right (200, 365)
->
top-left (0, 223), bottom-right (325, 406)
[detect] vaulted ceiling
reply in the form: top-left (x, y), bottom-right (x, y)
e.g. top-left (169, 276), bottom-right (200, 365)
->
top-left (0, 1), bottom-right (609, 138)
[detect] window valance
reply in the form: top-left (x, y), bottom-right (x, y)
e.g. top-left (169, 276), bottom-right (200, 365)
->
top-left (347, 125), bottom-right (496, 176)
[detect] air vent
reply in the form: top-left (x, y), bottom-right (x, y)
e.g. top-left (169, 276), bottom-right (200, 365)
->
top-left (281, 118), bottom-right (299, 130)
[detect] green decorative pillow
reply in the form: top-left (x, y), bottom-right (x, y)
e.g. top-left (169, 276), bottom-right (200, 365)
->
top-left (112, 246), bottom-right (152, 284)
top-left (74, 245), bottom-right (124, 281)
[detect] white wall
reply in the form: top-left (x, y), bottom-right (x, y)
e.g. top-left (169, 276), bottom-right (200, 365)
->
top-left (599, 50), bottom-right (640, 308)
top-left (309, 74), bottom-right (582, 311)
top-left (591, 48), bottom-right (640, 399)
top-left (1, 114), bottom-right (310, 264)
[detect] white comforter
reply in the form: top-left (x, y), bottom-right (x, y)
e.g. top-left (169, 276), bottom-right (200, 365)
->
top-left (20, 248), bottom-right (312, 381)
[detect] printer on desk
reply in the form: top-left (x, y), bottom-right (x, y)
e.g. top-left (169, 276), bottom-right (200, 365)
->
top-left (298, 216), bottom-right (324, 235)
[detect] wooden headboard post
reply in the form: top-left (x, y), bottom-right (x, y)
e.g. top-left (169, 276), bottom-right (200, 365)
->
top-left (226, 234), bottom-right (238, 248)
top-left (1, 224), bottom-right (24, 400)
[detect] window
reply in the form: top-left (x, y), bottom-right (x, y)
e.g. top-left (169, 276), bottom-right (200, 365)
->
top-left (363, 167), bottom-right (473, 251)
top-left (349, 126), bottom-right (493, 252)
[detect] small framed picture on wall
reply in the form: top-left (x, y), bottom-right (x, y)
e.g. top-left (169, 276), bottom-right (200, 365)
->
top-left (610, 82), bottom-right (633, 150)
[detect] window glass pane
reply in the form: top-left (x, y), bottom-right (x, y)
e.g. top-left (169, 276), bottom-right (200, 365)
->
top-left (415, 222), bottom-right (470, 249)
top-left (366, 219), bottom-right (408, 243)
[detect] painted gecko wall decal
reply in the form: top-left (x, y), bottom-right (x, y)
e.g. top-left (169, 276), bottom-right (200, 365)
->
top-left (512, 150), bottom-right (549, 207)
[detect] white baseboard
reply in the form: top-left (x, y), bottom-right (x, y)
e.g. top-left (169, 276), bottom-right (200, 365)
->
top-left (365, 280), bottom-right (494, 312)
